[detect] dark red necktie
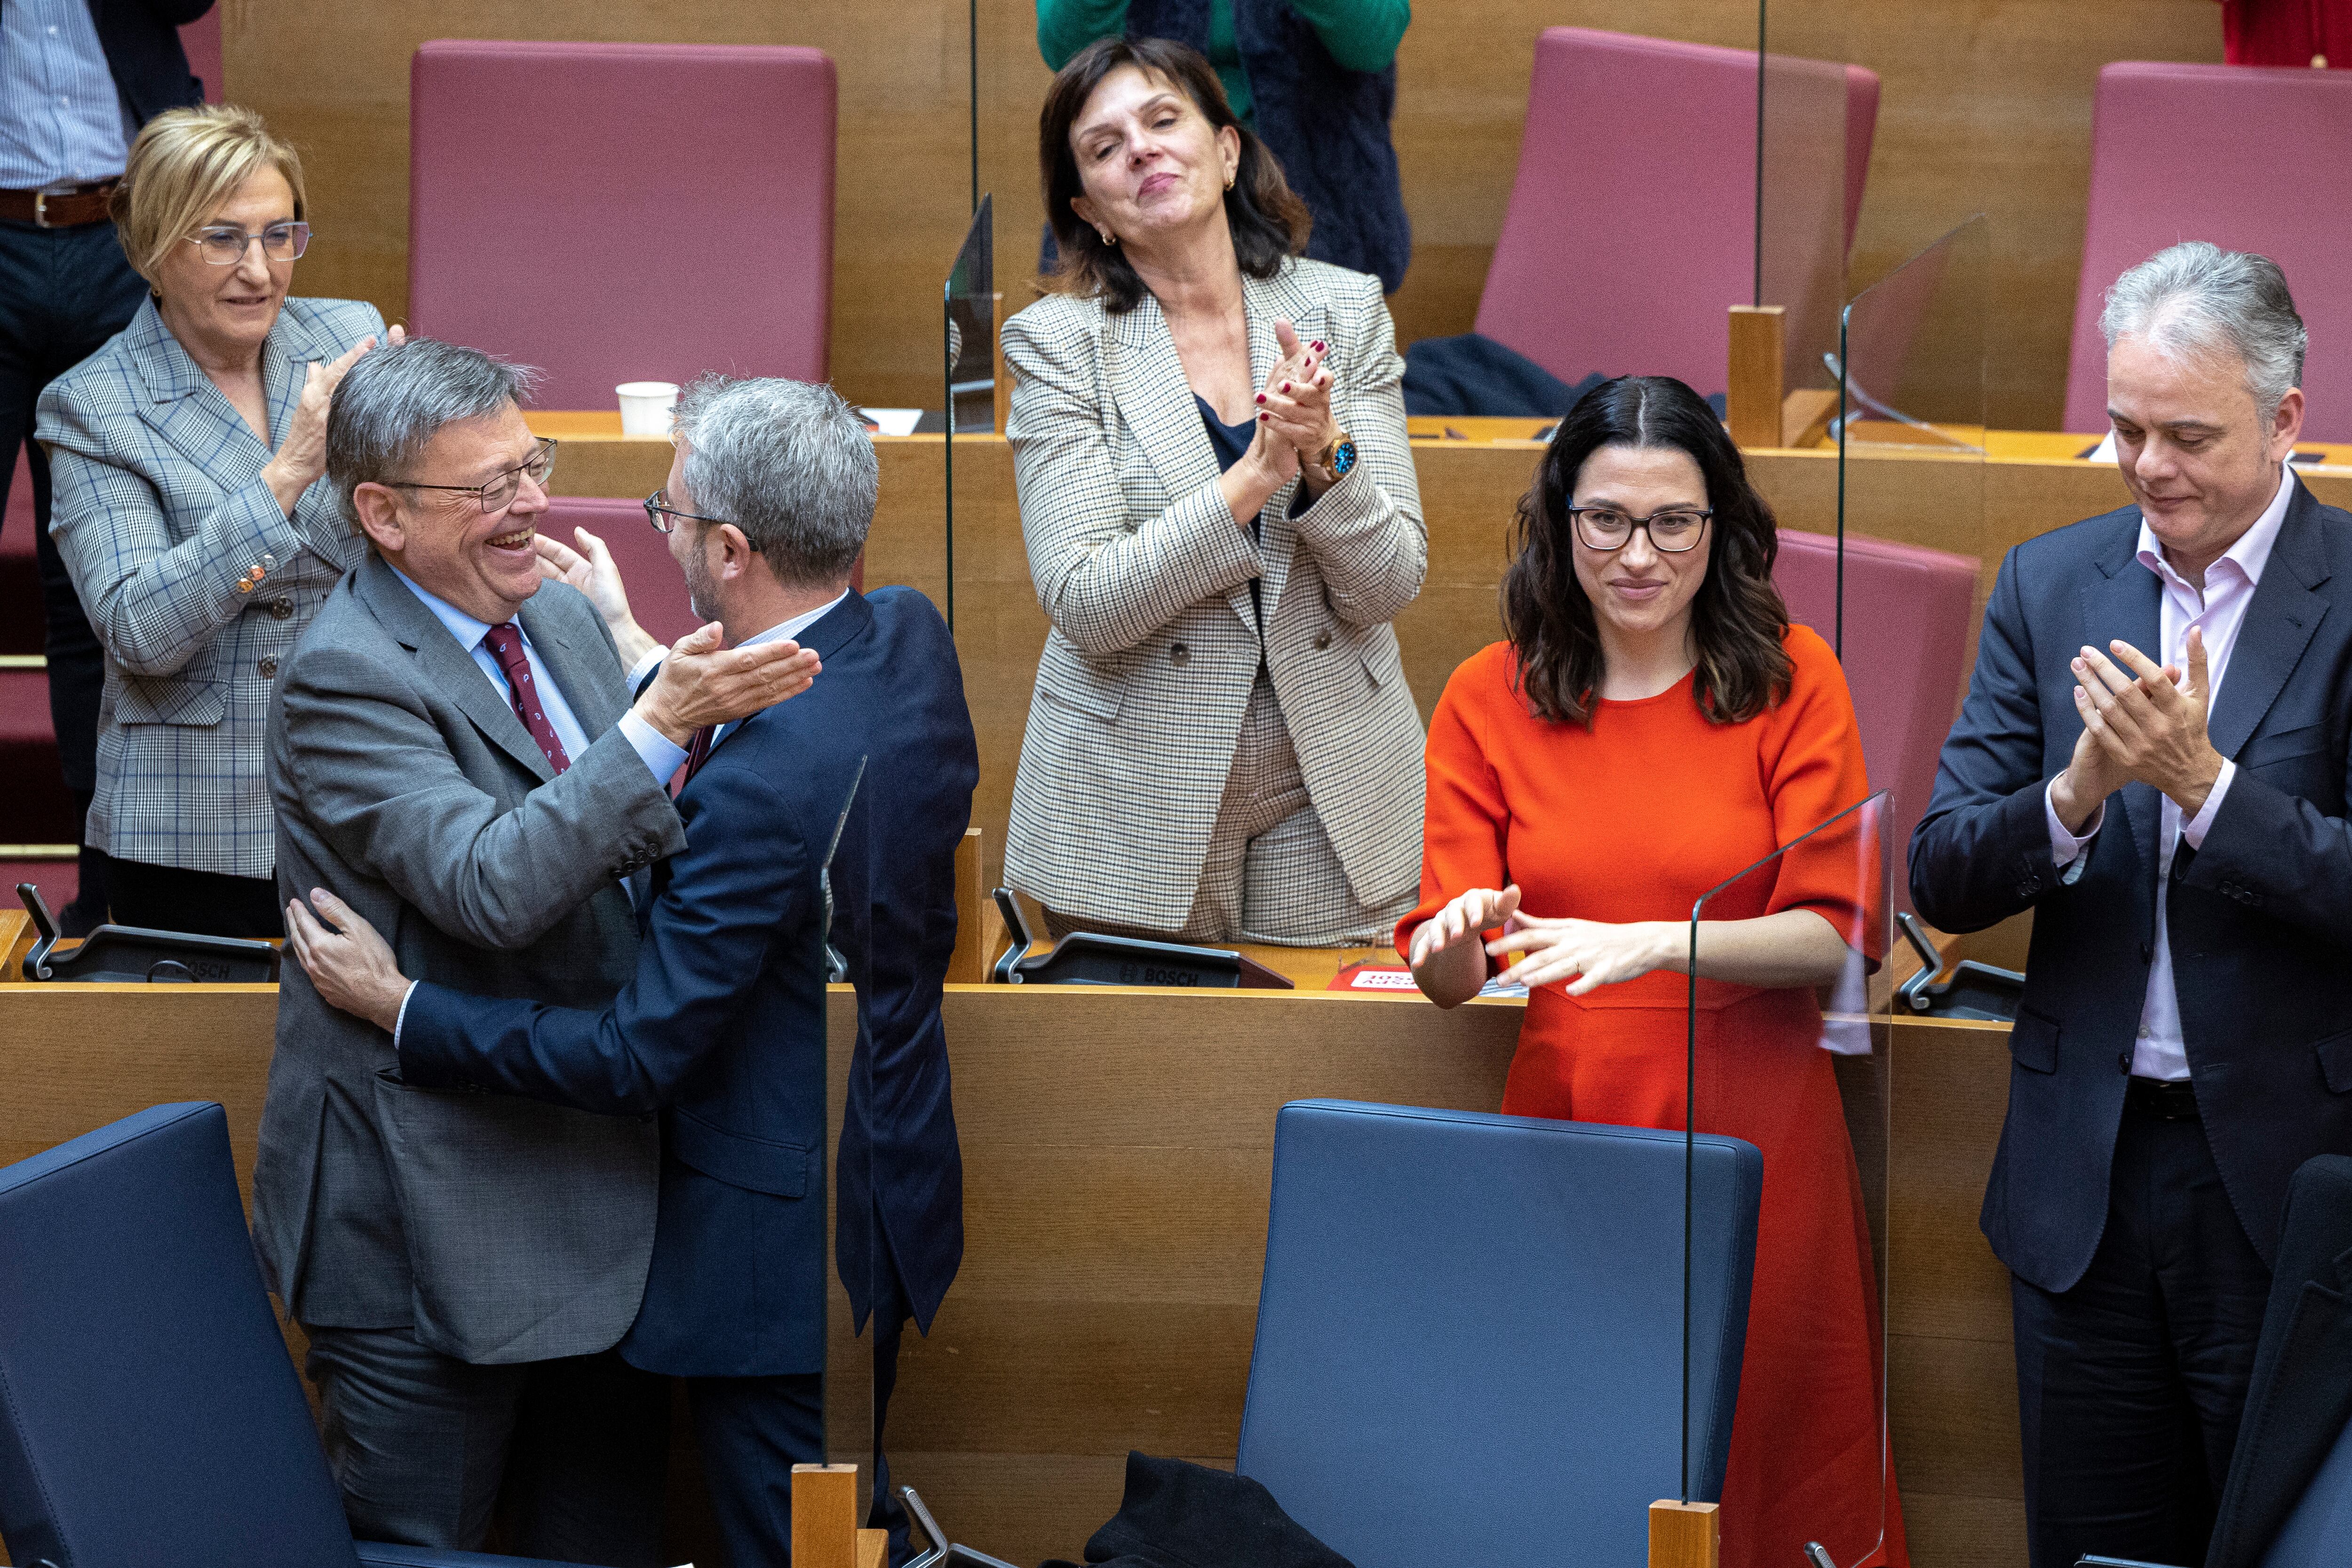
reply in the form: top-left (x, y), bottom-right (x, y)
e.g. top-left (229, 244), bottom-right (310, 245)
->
top-left (481, 622), bottom-right (571, 775)
top-left (676, 724), bottom-right (717, 797)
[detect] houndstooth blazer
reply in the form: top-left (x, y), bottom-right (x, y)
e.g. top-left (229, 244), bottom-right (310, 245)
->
top-left (1001, 257), bottom-right (1428, 933)
top-left (38, 295), bottom-right (383, 878)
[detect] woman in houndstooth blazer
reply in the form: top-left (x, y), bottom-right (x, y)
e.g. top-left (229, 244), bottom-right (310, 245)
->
top-left (38, 106), bottom-right (389, 936)
top-left (1002, 37), bottom-right (1427, 946)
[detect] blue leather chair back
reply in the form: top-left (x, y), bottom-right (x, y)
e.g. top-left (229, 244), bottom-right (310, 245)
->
top-left (1235, 1100), bottom-right (1762, 1568)
top-left (0, 1102), bottom-right (362, 1568)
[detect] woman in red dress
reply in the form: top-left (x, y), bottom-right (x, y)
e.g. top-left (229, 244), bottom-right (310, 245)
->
top-left (1398, 375), bottom-right (1905, 1568)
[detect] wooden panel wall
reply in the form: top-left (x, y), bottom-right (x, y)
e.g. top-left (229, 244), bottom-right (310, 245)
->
top-left (223, 0), bottom-right (2227, 425)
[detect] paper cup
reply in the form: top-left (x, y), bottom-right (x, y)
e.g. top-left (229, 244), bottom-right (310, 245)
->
top-left (616, 381), bottom-right (681, 438)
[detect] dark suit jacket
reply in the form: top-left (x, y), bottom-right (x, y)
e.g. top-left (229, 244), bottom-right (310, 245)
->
top-left (1909, 479), bottom-right (2352, 1292)
top-left (398, 587), bottom-right (979, 1378)
top-left (89, 0), bottom-right (213, 122)
top-left (2206, 1154), bottom-right (2352, 1568)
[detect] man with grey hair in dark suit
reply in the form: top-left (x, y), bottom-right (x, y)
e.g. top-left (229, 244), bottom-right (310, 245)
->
top-left (255, 337), bottom-right (819, 1559)
top-left (1914, 242), bottom-right (2352, 1567)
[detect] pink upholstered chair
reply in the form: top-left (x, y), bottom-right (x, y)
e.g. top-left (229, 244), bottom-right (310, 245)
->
top-left (1474, 28), bottom-right (1878, 396)
top-left (1772, 530), bottom-right (1978, 908)
top-left (2064, 62), bottom-right (2352, 443)
top-left (409, 41), bottom-right (835, 412)
top-left (179, 10), bottom-right (221, 100)
top-left (535, 494), bottom-right (863, 653)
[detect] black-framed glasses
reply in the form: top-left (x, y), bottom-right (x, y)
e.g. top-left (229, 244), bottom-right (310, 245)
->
top-left (384, 438), bottom-right (556, 516)
top-left (188, 221), bottom-right (311, 265)
top-left (644, 489), bottom-right (732, 534)
top-left (1567, 505), bottom-right (1712, 553)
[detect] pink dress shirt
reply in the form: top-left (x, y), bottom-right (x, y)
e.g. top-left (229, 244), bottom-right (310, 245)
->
top-left (2044, 464), bottom-right (2296, 1080)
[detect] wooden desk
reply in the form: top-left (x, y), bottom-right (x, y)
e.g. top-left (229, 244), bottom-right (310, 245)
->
top-left (0, 931), bottom-right (2023, 1568)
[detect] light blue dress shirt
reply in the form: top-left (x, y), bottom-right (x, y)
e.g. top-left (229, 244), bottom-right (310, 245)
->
top-left (0, 0), bottom-right (130, 190)
top-left (389, 567), bottom-right (672, 782)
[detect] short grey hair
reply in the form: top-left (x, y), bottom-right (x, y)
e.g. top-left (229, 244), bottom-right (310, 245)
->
top-left (326, 337), bottom-right (540, 530)
top-left (671, 375), bottom-right (877, 587)
top-left (2100, 241), bottom-right (2307, 419)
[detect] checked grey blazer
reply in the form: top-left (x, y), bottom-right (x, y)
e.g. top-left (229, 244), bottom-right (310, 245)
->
top-left (38, 294), bottom-right (383, 878)
top-left (255, 554), bottom-right (685, 1362)
top-left (1001, 257), bottom-right (1428, 933)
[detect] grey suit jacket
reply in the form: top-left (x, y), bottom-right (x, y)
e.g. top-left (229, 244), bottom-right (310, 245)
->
top-left (39, 295), bottom-right (382, 877)
top-left (1000, 257), bottom-right (1429, 931)
top-left (255, 554), bottom-right (685, 1363)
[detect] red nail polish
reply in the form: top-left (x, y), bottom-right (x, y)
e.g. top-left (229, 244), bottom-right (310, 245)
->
top-left (1258, 413), bottom-right (1269, 422)
top-left (1312, 341), bottom-right (1325, 351)
top-left (1282, 382), bottom-right (1291, 392)
top-left (1255, 393), bottom-right (1265, 404)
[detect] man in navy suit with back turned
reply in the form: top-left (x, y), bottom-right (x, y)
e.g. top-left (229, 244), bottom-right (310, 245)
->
top-left (287, 375), bottom-right (978, 1568)
top-left (1912, 242), bottom-right (2352, 1568)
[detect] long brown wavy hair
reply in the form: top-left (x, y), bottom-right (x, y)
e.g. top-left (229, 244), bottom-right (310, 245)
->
top-left (1501, 375), bottom-right (1794, 728)
top-left (1037, 36), bottom-right (1312, 313)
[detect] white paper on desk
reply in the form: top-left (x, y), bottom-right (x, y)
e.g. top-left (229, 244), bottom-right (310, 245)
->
top-left (2084, 429), bottom-right (2118, 463)
top-left (857, 407), bottom-right (923, 437)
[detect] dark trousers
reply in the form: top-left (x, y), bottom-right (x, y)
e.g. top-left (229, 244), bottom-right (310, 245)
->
top-left (107, 857), bottom-right (283, 937)
top-left (682, 1263), bottom-right (913, 1568)
top-left (2011, 1093), bottom-right (2274, 1568)
top-left (0, 216), bottom-right (146, 932)
top-left (303, 1324), bottom-right (671, 1564)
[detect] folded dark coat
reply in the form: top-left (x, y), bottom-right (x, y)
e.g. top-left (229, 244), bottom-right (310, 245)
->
top-left (1043, 1452), bottom-right (1353, 1568)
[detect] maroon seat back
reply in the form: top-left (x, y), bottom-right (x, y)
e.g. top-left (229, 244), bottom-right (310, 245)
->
top-left (2065, 62), bottom-right (2352, 442)
top-left (1474, 28), bottom-right (1877, 396)
top-left (1772, 530), bottom-right (1978, 907)
top-left (410, 41), bottom-right (835, 411)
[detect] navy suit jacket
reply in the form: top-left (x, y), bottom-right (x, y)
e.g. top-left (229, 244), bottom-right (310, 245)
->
top-left (1910, 479), bottom-right (2352, 1292)
top-left (400, 587), bottom-right (979, 1377)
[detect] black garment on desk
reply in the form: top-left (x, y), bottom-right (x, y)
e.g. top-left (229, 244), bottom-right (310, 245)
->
top-left (2206, 1153), bottom-right (2352, 1568)
top-left (1041, 1452), bottom-right (1352, 1568)
top-left (1400, 333), bottom-right (1731, 421)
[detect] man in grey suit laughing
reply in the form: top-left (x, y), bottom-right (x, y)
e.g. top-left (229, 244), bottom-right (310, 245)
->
top-left (254, 338), bottom-right (818, 1559)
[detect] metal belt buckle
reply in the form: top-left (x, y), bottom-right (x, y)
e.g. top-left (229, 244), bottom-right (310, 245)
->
top-left (32, 188), bottom-right (65, 229)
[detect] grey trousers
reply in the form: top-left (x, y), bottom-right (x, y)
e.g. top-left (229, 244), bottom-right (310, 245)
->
top-left (303, 1324), bottom-right (669, 1564)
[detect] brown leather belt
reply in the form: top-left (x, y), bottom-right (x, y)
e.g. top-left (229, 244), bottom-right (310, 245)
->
top-left (0, 181), bottom-right (119, 229)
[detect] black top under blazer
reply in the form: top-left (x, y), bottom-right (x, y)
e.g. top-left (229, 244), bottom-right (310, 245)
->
top-left (1910, 479), bottom-right (2352, 1293)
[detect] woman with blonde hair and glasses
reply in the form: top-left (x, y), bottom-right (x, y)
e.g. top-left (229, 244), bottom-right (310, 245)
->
top-left (38, 103), bottom-right (395, 935)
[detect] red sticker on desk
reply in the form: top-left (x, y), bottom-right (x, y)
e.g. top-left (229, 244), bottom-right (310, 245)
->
top-left (1327, 962), bottom-right (1419, 993)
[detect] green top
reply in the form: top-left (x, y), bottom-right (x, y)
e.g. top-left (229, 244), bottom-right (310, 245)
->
top-left (1035, 0), bottom-right (1410, 124)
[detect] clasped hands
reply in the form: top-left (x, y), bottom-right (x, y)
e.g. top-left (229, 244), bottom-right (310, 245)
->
top-left (2052, 628), bottom-right (2224, 831)
top-left (1224, 319), bottom-right (1343, 521)
top-left (531, 524), bottom-right (821, 746)
top-left (1406, 883), bottom-right (1676, 1004)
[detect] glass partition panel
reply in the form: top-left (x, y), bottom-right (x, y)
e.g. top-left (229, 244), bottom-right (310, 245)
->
top-left (1756, 4), bottom-right (1849, 408)
top-left (825, 759), bottom-right (878, 1520)
top-left (1682, 791), bottom-right (1891, 1568)
top-left (1835, 215), bottom-right (1988, 910)
top-left (942, 194), bottom-right (996, 633)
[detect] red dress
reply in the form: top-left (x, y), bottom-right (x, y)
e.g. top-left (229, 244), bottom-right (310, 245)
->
top-left (1398, 628), bottom-right (1906, 1568)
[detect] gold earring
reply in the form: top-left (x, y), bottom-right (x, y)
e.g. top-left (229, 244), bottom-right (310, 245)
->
top-left (1098, 227), bottom-right (1117, 247)
top-left (1224, 171), bottom-right (1236, 191)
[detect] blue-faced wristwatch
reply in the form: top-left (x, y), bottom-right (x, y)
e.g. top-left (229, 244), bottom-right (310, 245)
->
top-left (1316, 428), bottom-right (1358, 478)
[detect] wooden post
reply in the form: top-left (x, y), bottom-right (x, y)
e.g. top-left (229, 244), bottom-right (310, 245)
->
top-left (856, 1528), bottom-right (889, 1568)
top-left (792, 1463), bottom-right (861, 1568)
top-left (1650, 1499), bottom-right (1721, 1568)
top-left (947, 827), bottom-right (986, 983)
top-left (993, 290), bottom-right (1012, 434)
top-left (1726, 305), bottom-right (1787, 449)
